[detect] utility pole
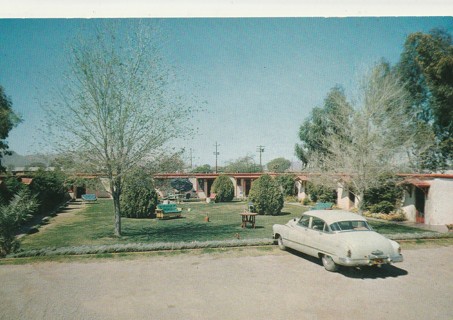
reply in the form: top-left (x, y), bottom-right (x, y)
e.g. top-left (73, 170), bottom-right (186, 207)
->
top-left (257, 145), bottom-right (265, 171)
top-left (189, 148), bottom-right (193, 169)
top-left (213, 142), bottom-right (220, 173)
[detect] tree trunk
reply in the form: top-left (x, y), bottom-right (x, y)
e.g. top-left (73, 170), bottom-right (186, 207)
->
top-left (357, 191), bottom-right (365, 215)
top-left (113, 191), bottom-right (121, 237)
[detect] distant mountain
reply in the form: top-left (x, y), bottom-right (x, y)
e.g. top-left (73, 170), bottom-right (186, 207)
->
top-left (1, 151), bottom-right (53, 168)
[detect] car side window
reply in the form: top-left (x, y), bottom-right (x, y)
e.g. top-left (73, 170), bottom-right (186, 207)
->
top-left (298, 215), bottom-right (310, 228)
top-left (311, 217), bottom-right (325, 231)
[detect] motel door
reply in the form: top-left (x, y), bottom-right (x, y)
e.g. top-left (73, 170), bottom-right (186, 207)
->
top-left (415, 188), bottom-right (425, 223)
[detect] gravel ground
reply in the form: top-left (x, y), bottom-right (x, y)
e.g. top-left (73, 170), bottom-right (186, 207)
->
top-left (1, 246), bottom-right (452, 320)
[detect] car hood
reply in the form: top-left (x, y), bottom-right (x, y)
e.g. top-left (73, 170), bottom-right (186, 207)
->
top-left (335, 231), bottom-right (395, 256)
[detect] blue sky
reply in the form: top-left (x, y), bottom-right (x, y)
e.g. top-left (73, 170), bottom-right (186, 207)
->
top-left (1, 17), bottom-right (452, 167)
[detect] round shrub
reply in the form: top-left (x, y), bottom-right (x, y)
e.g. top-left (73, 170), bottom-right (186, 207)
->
top-left (120, 168), bottom-right (158, 218)
top-left (211, 175), bottom-right (234, 202)
top-left (248, 174), bottom-right (284, 215)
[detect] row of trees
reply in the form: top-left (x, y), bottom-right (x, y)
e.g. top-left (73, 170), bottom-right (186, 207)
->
top-left (192, 156), bottom-right (292, 174)
top-left (295, 29), bottom-right (453, 210)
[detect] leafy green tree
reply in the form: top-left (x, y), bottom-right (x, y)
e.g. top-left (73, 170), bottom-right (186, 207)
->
top-left (0, 189), bottom-right (39, 257)
top-left (398, 29), bottom-right (453, 169)
top-left (120, 168), bottom-right (158, 218)
top-left (275, 174), bottom-right (296, 196)
top-left (295, 86), bottom-right (352, 168)
top-left (267, 157), bottom-right (291, 173)
top-left (0, 86), bottom-right (22, 172)
top-left (211, 175), bottom-right (234, 202)
top-left (191, 164), bottom-right (212, 173)
top-left (224, 155), bottom-right (261, 173)
top-left (248, 174), bottom-right (284, 215)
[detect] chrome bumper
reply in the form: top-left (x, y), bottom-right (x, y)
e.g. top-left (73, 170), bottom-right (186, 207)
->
top-left (338, 254), bottom-right (403, 267)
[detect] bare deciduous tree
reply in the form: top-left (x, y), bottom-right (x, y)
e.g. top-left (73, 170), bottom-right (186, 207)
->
top-left (45, 21), bottom-right (197, 236)
top-left (307, 63), bottom-right (433, 210)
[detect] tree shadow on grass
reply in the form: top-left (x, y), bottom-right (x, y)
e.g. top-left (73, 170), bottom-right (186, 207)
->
top-left (274, 211), bottom-right (292, 216)
top-left (120, 222), bottom-right (245, 243)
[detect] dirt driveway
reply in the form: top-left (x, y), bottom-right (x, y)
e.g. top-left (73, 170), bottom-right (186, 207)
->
top-left (1, 246), bottom-right (452, 320)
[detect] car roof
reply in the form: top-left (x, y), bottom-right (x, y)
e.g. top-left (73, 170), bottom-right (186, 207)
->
top-left (303, 210), bottom-right (367, 225)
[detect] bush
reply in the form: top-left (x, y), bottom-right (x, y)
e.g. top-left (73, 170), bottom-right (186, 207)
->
top-left (275, 174), bottom-right (296, 197)
top-left (363, 210), bottom-right (407, 222)
top-left (369, 201), bottom-right (394, 214)
top-left (121, 168), bottom-right (158, 218)
top-left (0, 189), bottom-right (39, 257)
top-left (211, 175), bottom-right (234, 202)
top-left (29, 169), bottom-right (68, 214)
top-left (363, 175), bottom-right (403, 212)
top-left (0, 175), bottom-right (26, 205)
top-left (307, 182), bottom-right (336, 203)
top-left (248, 174), bottom-right (284, 215)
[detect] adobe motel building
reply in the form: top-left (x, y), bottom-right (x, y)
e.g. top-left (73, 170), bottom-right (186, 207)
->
top-left (153, 173), bottom-right (265, 199)
top-left (155, 172), bottom-right (453, 227)
top-left (398, 173), bottom-right (453, 226)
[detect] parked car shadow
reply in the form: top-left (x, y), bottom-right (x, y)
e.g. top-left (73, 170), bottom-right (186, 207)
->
top-left (339, 264), bottom-right (408, 279)
top-left (286, 248), bottom-right (408, 279)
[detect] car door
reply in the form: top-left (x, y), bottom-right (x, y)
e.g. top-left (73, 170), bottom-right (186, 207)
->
top-left (288, 214), bottom-right (311, 253)
top-left (305, 217), bottom-right (336, 257)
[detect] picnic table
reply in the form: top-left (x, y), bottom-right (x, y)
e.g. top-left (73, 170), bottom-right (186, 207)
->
top-left (239, 211), bottom-right (258, 228)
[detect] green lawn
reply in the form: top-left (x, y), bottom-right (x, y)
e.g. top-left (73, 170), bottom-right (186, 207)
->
top-left (19, 200), bottom-right (304, 250)
top-left (19, 199), bottom-right (432, 252)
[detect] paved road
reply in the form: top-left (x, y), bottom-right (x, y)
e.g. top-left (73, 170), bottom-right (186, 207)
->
top-left (1, 246), bottom-right (452, 320)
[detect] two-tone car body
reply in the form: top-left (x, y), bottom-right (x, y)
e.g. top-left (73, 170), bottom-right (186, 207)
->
top-left (273, 210), bottom-right (403, 271)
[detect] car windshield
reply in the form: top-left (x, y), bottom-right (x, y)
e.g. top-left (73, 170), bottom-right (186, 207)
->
top-left (329, 220), bottom-right (371, 232)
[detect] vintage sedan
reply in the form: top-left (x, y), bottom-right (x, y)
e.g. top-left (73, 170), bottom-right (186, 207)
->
top-left (273, 210), bottom-right (403, 272)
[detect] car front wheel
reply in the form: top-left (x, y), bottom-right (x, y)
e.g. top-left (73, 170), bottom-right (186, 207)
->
top-left (321, 255), bottom-right (338, 272)
top-left (277, 235), bottom-right (286, 251)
